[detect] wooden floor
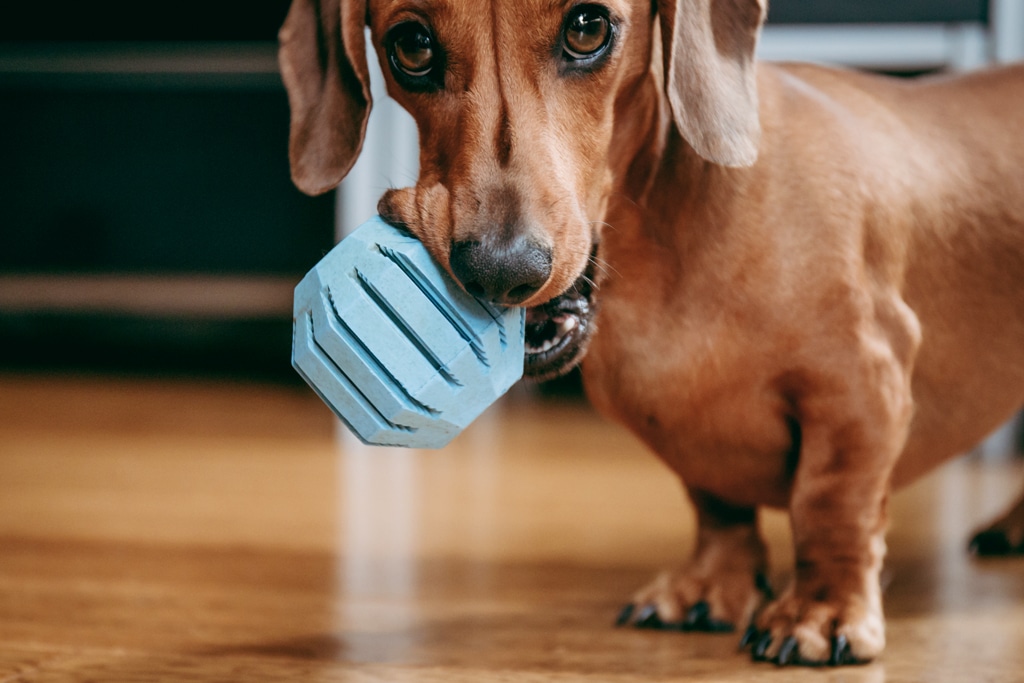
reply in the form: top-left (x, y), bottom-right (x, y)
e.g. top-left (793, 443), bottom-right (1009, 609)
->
top-left (2, 373), bottom-right (1024, 682)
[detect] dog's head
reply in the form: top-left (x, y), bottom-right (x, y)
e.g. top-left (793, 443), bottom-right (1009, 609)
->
top-left (280, 0), bottom-right (765, 380)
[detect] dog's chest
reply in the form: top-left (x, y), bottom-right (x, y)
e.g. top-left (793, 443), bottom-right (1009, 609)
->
top-left (582, 289), bottom-right (795, 506)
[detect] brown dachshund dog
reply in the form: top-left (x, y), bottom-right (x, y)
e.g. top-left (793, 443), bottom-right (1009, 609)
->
top-left (279, 0), bottom-right (1024, 667)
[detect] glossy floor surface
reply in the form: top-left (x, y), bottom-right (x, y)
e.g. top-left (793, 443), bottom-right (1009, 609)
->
top-left (1, 373), bottom-right (1023, 682)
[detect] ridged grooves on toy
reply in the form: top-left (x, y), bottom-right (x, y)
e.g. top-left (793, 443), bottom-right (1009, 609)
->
top-left (298, 310), bottom-right (416, 437)
top-left (352, 268), bottom-right (462, 387)
top-left (476, 298), bottom-right (509, 348)
top-left (324, 286), bottom-right (440, 417)
top-left (377, 243), bottom-right (492, 368)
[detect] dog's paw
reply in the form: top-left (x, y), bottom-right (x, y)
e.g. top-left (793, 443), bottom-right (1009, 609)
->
top-left (615, 568), bottom-right (772, 633)
top-left (968, 528), bottom-right (1024, 556)
top-left (968, 495), bottom-right (1024, 556)
top-left (968, 518), bottom-right (1024, 556)
top-left (741, 587), bottom-right (882, 667)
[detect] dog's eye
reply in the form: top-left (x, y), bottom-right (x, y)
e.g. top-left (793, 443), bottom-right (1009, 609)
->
top-left (387, 21), bottom-right (439, 86)
top-left (563, 5), bottom-right (611, 61)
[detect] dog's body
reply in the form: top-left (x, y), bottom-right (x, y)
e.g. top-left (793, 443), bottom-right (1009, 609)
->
top-left (590, 60), bottom-right (1024, 500)
top-left (585, 60), bottom-right (1024, 662)
top-left (280, 0), bottom-right (1024, 666)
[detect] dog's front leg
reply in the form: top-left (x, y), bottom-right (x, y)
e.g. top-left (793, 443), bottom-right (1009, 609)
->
top-left (748, 370), bottom-right (914, 665)
top-left (738, 282), bottom-right (921, 666)
top-left (618, 491), bottom-right (771, 632)
top-left (749, 444), bottom-right (891, 666)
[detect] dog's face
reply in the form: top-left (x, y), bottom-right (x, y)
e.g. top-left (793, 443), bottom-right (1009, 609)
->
top-left (372, 0), bottom-right (642, 296)
top-left (280, 0), bottom-right (765, 380)
top-left (372, 0), bottom-right (656, 380)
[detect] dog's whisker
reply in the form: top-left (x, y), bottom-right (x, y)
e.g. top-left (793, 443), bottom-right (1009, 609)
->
top-left (588, 220), bottom-right (617, 232)
top-left (585, 255), bottom-right (619, 280)
top-left (542, 196), bottom-right (572, 215)
top-left (589, 257), bottom-right (616, 277)
top-left (604, 193), bottom-right (640, 214)
top-left (560, 247), bottom-right (616, 282)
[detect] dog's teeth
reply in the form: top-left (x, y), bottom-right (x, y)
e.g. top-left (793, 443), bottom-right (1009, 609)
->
top-left (526, 341), bottom-right (550, 354)
top-left (526, 327), bottom-right (572, 355)
top-left (559, 317), bottom-right (577, 335)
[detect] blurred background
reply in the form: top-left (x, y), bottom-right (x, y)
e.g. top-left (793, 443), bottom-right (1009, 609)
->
top-left (0, 1), bottom-right (328, 382)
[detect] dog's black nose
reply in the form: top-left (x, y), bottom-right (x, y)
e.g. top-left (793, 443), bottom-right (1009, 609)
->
top-left (449, 237), bottom-right (552, 305)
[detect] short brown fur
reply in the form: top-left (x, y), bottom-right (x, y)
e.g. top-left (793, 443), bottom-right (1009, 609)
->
top-left (279, 0), bottom-right (1024, 666)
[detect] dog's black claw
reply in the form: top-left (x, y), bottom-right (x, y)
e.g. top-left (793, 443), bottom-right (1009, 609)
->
top-left (615, 604), bottom-right (636, 627)
top-left (739, 625), bottom-right (758, 650)
top-left (755, 571), bottom-right (775, 600)
top-left (634, 604), bottom-right (664, 629)
top-left (830, 634), bottom-right (851, 666)
top-left (683, 601), bottom-right (709, 627)
top-left (968, 529), bottom-right (1014, 556)
top-left (776, 636), bottom-right (799, 666)
top-left (752, 632), bottom-right (773, 661)
top-left (703, 617), bottom-right (736, 633)
top-left (677, 601), bottom-right (734, 633)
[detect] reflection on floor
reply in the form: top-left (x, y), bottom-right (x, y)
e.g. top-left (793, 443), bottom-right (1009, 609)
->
top-left (0, 374), bottom-right (1022, 681)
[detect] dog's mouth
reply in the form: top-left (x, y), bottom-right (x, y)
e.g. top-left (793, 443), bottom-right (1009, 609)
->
top-left (523, 252), bottom-right (597, 382)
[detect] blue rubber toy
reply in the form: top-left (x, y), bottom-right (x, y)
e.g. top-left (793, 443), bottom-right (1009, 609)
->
top-left (292, 216), bottom-right (526, 448)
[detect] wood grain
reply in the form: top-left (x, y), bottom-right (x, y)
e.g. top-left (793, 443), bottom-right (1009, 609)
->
top-left (1, 373), bottom-right (1022, 681)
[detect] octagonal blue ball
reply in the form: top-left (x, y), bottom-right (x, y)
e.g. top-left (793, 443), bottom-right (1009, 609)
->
top-left (292, 216), bottom-right (526, 448)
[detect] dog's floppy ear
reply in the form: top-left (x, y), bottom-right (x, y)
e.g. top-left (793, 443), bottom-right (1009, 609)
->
top-left (658, 0), bottom-right (765, 167)
top-left (279, 0), bottom-right (371, 196)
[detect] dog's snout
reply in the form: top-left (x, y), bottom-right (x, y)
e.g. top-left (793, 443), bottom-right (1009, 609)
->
top-left (449, 237), bottom-right (552, 305)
